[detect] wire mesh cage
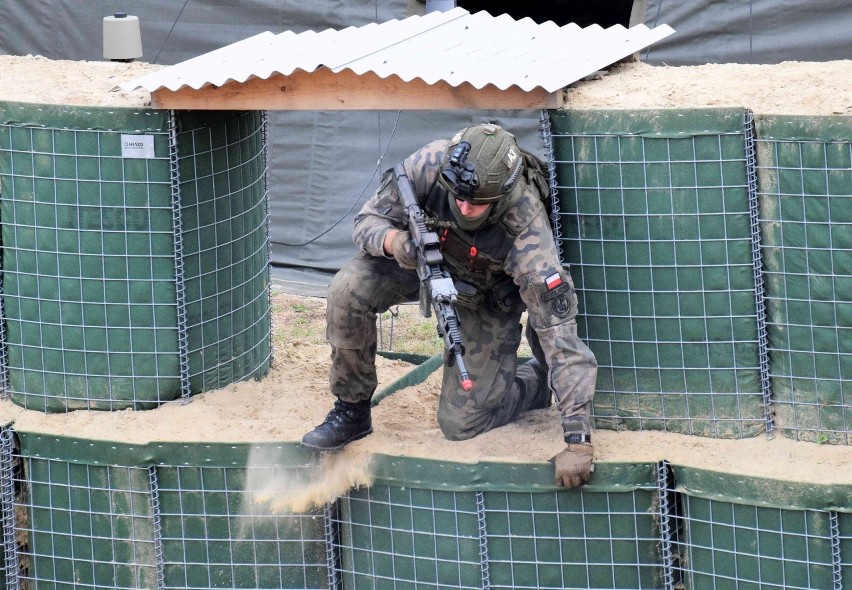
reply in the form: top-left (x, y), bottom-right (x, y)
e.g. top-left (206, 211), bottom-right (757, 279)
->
top-left (755, 116), bottom-right (852, 445)
top-left (1, 433), bottom-right (670, 590)
top-left (0, 104), bottom-right (271, 412)
top-left (663, 464), bottom-right (847, 590)
top-left (1, 430), bottom-right (851, 589)
top-left (551, 109), bottom-right (766, 439)
top-left (6, 434), bottom-right (331, 590)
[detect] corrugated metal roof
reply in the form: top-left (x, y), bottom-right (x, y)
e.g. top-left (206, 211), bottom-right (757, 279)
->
top-left (122, 8), bottom-right (674, 95)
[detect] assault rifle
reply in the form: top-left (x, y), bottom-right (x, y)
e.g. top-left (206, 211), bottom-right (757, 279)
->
top-left (393, 163), bottom-right (474, 392)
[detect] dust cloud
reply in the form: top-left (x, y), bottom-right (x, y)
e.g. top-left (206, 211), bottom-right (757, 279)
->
top-left (245, 445), bottom-right (374, 515)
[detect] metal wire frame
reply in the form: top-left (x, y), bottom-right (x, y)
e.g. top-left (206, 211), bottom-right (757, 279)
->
top-left (13, 457), bottom-right (159, 588)
top-left (322, 502), bottom-right (342, 590)
top-left (552, 123), bottom-right (765, 439)
top-left (655, 461), bottom-right (679, 590)
top-left (829, 511), bottom-right (842, 590)
top-left (332, 482), bottom-right (663, 590)
top-left (168, 110), bottom-right (192, 402)
top-left (2, 453), bottom-right (332, 589)
top-left (174, 111), bottom-right (272, 395)
top-left (754, 133), bottom-right (851, 445)
top-left (0, 438), bottom-right (849, 589)
top-left (154, 461), bottom-right (329, 590)
top-left (743, 109), bottom-right (775, 437)
top-left (334, 484), bottom-right (485, 589)
top-left (671, 494), bottom-right (843, 590)
top-left (0, 254), bottom-right (9, 399)
top-left (0, 428), bottom-right (20, 590)
top-left (0, 110), bottom-right (271, 411)
top-left (539, 109), bottom-right (564, 252)
top-left (475, 490), bottom-right (491, 590)
top-left (0, 121), bottom-right (178, 410)
top-left (148, 465), bottom-right (166, 590)
top-left (260, 111), bottom-right (275, 372)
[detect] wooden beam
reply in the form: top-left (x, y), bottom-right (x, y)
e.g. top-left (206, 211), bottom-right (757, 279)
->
top-left (149, 68), bottom-right (562, 110)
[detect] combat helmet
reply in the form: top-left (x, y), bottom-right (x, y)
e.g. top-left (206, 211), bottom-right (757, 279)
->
top-left (438, 123), bottom-right (524, 204)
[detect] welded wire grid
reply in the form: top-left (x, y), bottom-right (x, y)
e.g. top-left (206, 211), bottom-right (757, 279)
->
top-left (176, 111), bottom-right (272, 395)
top-left (671, 495), bottom-right (841, 590)
top-left (333, 484), bottom-right (661, 590)
top-left (552, 126), bottom-right (765, 438)
top-left (0, 111), bottom-right (271, 411)
top-left (155, 462), bottom-right (328, 590)
top-left (482, 488), bottom-right (661, 589)
top-left (755, 136), bottom-right (851, 444)
top-left (840, 512), bottom-right (852, 588)
top-left (167, 112), bottom-right (192, 401)
top-left (14, 456), bottom-right (160, 589)
top-left (0, 429), bottom-right (16, 587)
top-left (336, 485), bottom-right (484, 589)
top-left (4, 450), bottom-right (330, 589)
top-left (2, 438), bottom-right (852, 590)
top-left (0, 122), bottom-right (180, 411)
top-left (744, 111), bottom-right (776, 435)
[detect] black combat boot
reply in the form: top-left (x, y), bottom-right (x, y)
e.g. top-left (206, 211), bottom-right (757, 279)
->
top-left (301, 399), bottom-right (373, 452)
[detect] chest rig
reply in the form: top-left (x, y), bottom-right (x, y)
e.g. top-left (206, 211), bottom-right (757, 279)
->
top-left (421, 183), bottom-right (514, 287)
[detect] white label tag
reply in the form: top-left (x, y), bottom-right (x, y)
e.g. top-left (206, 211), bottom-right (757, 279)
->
top-left (120, 134), bottom-right (155, 159)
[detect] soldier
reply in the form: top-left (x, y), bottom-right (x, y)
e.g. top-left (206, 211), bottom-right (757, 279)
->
top-left (301, 123), bottom-right (598, 488)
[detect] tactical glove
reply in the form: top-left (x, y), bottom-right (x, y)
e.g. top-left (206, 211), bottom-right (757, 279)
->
top-left (550, 443), bottom-right (594, 488)
top-left (390, 230), bottom-right (418, 270)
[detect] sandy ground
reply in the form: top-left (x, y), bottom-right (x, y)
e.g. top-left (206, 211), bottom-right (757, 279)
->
top-left (0, 55), bottom-right (849, 507)
top-left (0, 54), bottom-right (850, 115)
top-left (1, 290), bottom-right (849, 494)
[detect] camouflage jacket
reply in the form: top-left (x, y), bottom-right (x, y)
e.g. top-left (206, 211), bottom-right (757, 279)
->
top-left (353, 139), bottom-right (593, 431)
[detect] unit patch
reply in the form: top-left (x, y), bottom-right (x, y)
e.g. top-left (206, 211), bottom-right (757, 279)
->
top-left (541, 276), bottom-right (572, 318)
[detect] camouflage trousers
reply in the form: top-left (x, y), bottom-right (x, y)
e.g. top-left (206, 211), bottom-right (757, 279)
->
top-left (327, 252), bottom-right (562, 441)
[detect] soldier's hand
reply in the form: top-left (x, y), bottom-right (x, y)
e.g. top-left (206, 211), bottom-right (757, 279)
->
top-left (550, 443), bottom-right (594, 488)
top-left (391, 230), bottom-right (418, 270)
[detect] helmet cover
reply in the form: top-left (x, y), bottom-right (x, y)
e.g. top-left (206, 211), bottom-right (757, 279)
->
top-left (439, 123), bottom-right (523, 203)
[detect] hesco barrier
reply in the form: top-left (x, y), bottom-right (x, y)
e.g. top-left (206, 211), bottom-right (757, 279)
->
top-left (549, 109), bottom-right (851, 444)
top-left (755, 116), bottom-right (852, 445)
top-left (0, 102), bottom-right (848, 588)
top-left (0, 104), bottom-right (271, 412)
top-left (0, 427), bottom-right (655, 590)
top-left (0, 426), bottom-right (850, 590)
top-left (550, 109), bottom-right (764, 439)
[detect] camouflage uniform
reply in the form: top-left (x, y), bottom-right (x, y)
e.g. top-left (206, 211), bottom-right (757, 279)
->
top-left (327, 137), bottom-right (597, 442)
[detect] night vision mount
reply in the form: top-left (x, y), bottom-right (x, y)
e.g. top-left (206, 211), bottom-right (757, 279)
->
top-left (441, 141), bottom-right (479, 199)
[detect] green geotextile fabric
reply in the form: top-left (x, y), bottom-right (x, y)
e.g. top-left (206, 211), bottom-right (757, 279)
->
top-left (756, 115), bottom-right (852, 142)
top-left (0, 103), bottom-right (270, 411)
top-left (0, 102), bottom-right (178, 411)
top-left (672, 464), bottom-right (852, 513)
top-left (0, 101), bottom-right (169, 133)
top-left (754, 115), bottom-right (852, 443)
top-left (14, 432), bottom-right (656, 493)
top-left (372, 352), bottom-right (442, 405)
top-left (553, 107), bottom-right (750, 137)
top-left (550, 109), bottom-right (764, 439)
top-left (174, 109), bottom-right (271, 395)
top-left (15, 433), bottom-right (852, 510)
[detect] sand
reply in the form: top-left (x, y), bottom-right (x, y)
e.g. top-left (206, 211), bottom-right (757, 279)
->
top-left (0, 54), bottom-right (850, 116)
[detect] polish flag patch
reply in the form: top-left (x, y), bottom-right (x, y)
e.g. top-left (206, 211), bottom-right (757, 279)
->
top-left (545, 272), bottom-right (562, 290)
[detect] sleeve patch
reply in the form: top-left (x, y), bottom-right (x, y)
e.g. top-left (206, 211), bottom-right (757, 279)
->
top-left (545, 272), bottom-right (563, 290)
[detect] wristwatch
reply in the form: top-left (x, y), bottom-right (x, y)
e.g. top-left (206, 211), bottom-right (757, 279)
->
top-left (565, 433), bottom-right (591, 444)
